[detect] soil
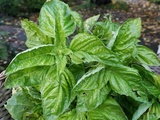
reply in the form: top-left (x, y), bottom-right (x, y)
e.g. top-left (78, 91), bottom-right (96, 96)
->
top-left (0, 0), bottom-right (160, 70)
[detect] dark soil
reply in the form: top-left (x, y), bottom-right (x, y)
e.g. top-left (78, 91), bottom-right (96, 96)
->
top-left (0, 0), bottom-right (160, 70)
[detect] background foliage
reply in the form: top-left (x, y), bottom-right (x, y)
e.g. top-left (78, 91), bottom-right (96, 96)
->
top-left (0, 0), bottom-right (46, 16)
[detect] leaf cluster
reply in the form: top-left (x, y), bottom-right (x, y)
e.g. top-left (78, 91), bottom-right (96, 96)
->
top-left (4, 0), bottom-right (160, 119)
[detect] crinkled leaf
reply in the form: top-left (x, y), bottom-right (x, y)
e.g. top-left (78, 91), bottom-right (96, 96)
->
top-left (39, 0), bottom-right (76, 46)
top-left (70, 33), bottom-right (120, 66)
top-left (76, 85), bottom-right (111, 112)
top-left (136, 45), bottom-right (160, 66)
top-left (133, 64), bottom-right (160, 99)
top-left (108, 65), bottom-right (147, 102)
top-left (148, 101), bottom-right (160, 119)
top-left (73, 66), bottom-right (108, 91)
top-left (140, 101), bottom-right (160, 120)
top-left (41, 66), bottom-right (75, 119)
top-left (93, 16), bottom-right (120, 47)
top-left (132, 102), bottom-right (152, 120)
top-left (71, 11), bottom-right (83, 31)
top-left (143, 80), bottom-right (160, 99)
top-left (21, 19), bottom-right (52, 48)
top-left (113, 18), bottom-right (141, 51)
top-left (5, 90), bottom-right (43, 120)
top-left (5, 45), bottom-right (56, 75)
top-left (88, 97), bottom-right (128, 120)
top-left (5, 66), bottom-right (50, 88)
top-left (84, 15), bottom-right (100, 33)
top-left (58, 109), bottom-right (87, 120)
top-left (112, 18), bottom-right (141, 62)
top-left (24, 86), bottom-right (41, 100)
top-left (56, 55), bottom-right (67, 76)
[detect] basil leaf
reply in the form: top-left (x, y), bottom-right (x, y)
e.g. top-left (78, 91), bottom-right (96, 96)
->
top-left (70, 33), bottom-right (120, 66)
top-left (113, 18), bottom-right (141, 50)
top-left (5, 66), bottom-right (50, 88)
top-left (108, 65), bottom-right (147, 102)
top-left (88, 97), bottom-right (128, 120)
top-left (133, 64), bottom-right (160, 98)
top-left (41, 66), bottom-right (75, 119)
top-left (93, 16), bottom-right (119, 47)
top-left (84, 14), bottom-right (100, 33)
top-left (21, 19), bottom-right (52, 48)
top-left (76, 85), bottom-right (111, 112)
top-left (68, 64), bottom-right (85, 82)
top-left (136, 45), bottom-right (160, 66)
top-left (24, 86), bottom-right (41, 100)
top-left (58, 109), bottom-right (87, 120)
top-left (39, 0), bottom-right (76, 46)
top-left (132, 102), bottom-right (152, 120)
top-left (73, 66), bottom-right (107, 91)
top-left (71, 11), bottom-right (83, 31)
top-left (5, 45), bottom-right (56, 75)
top-left (112, 18), bottom-right (141, 63)
top-left (140, 100), bottom-right (160, 119)
top-left (5, 90), bottom-right (43, 120)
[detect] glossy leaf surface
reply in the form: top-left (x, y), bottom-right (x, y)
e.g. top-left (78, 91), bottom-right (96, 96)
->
top-left (136, 45), bottom-right (160, 66)
top-left (39, 0), bottom-right (76, 46)
top-left (5, 45), bottom-right (56, 75)
top-left (5, 66), bottom-right (50, 88)
top-left (41, 66), bottom-right (75, 119)
top-left (84, 15), bottom-right (100, 33)
top-left (70, 33), bottom-right (120, 65)
top-left (58, 109), bottom-right (86, 120)
top-left (88, 97), bottom-right (128, 120)
top-left (108, 65), bottom-right (147, 102)
top-left (76, 85), bottom-right (110, 112)
top-left (21, 19), bottom-right (52, 48)
top-left (5, 90), bottom-right (43, 120)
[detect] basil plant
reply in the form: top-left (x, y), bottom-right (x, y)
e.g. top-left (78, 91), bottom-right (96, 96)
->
top-left (4, 0), bottom-right (160, 119)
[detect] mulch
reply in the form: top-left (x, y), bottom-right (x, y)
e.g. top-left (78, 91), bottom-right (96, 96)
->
top-left (0, 0), bottom-right (160, 70)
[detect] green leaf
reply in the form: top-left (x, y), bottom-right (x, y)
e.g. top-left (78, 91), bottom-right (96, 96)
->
top-left (21, 19), bottom-right (52, 48)
top-left (112, 18), bottom-right (141, 63)
top-left (136, 45), bottom-right (160, 66)
top-left (5, 90), bottom-right (43, 120)
top-left (113, 18), bottom-right (141, 51)
top-left (108, 65), bottom-right (147, 102)
top-left (5, 45), bottom-right (56, 75)
top-left (39, 0), bottom-right (76, 46)
top-left (76, 85), bottom-right (111, 112)
top-left (5, 66), bottom-right (50, 88)
top-left (140, 100), bottom-right (160, 120)
top-left (87, 97), bottom-right (128, 120)
top-left (143, 80), bottom-right (160, 99)
top-left (56, 55), bottom-right (67, 76)
top-left (93, 15), bottom-right (120, 47)
top-left (84, 15), bottom-right (100, 33)
top-left (68, 64), bottom-right (85, 82)
top-left (133, 64), bottom-right (160, 99)
top-left (132, 102), bottom-right (153, 120)
top-left (70, 33), bottom-right (120, 66)
top-left (71, 11), bottom-right (83, 31)
top-left (73, 66), bottom-right (108, 91)
top-left (58, 109), bottom-right (87, 120)
top-left (41, 66), bottom-right (75, 119)
top-left (148, 101), bottom-right (160, 119)
top-left (24, 86), bottom-right (41, 100)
